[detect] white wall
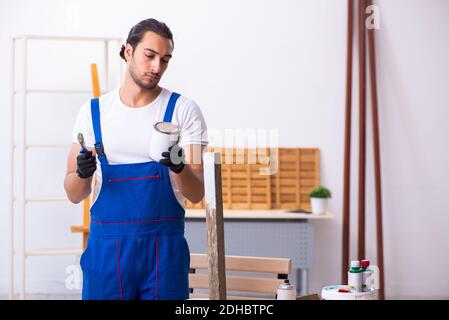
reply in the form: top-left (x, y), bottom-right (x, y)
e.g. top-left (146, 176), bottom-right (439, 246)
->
top-left (0, 0), bottom-right (448, 299)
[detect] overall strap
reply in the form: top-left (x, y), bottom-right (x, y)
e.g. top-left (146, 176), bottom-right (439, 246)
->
top-left (90, 98), bottom-right (108, 165)
top-left (163, 92), bottom-right (181, 123)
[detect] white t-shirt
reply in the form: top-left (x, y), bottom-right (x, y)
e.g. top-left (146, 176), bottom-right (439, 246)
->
top-left (71, 87), bottom-right (208, 207)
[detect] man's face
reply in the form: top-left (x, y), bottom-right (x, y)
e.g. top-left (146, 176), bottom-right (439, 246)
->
top-left (126, 31), bottom-right (173, 90)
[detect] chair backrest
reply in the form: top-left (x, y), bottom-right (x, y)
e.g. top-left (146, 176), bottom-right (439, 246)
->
top-left (189, 253), bottom-right (292, 300)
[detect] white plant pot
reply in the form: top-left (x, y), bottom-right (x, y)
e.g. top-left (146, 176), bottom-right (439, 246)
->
top-left (311, 198), bottom-right (328, 215)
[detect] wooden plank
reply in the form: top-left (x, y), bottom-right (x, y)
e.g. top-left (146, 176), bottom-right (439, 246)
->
top-left (230, 187), bottom-right (248, 194)
top-left (249, 195), bottom-right (269, 202)
top-left (279, 155), bottom-right (301, 162)
top-left (275, 165), bottom-right (281, 208)
top-left (280, 194), bottom-right (297, 202)
top-left (300, 155), bottom-right (317, 162)
top-left (280, 187), bottom-right (300, 194)
top-left (230, 203), bottom-right (251, 209)
top-left (251, 180), bottom-right (270, 187)
top-left (278, 180), bottom-right (299, 187)
top-left (314, 150), bottom-right (321, 186)
top-left (230, 179), bottom-right (248, 187)
top-left (300, 171), bottom-right (317, 178)
top-left (230, 165), bottom-right (247, 171)
top-left (251, 187), bottom-right (270, 195)
top-left (265, 150), bottom-right (272, 208)
top-left (231, 195), bottom-right (255, 202)
top-left (250, 203), bottom-right (271, 209)
top-left (226, 164), bottom-right (232, 209)
top-left (300, 179), bottom-right (318, 186)
top-left (189, 293), bottom-right (271, 300)
top-left (190, 253), bottom-right (291, 274)
top-left (279, 162), bottom-right (300, 170)
top-left (294, 148), bottom-right (300, 207)
top-left (279, 171), bottom-right (300, 178)
top-left (299, 148), bottom-right (318, 155)
top-left (189, 274), bottom-right (283, 295)
top-left (203, 152), bottom-right (227, 300)
top-left (300, 162), bottom-right (316, 170)
top-left (251, 187), bottom-right (268, 196)
top-left (250, 164), bottom-right (271, 170)
top-left (279, 148), bottom-right (297, 155)
top-left (230, 172), bottom-right (250, 179)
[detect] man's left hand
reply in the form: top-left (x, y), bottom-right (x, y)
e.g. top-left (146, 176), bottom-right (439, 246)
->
top-left (160, 144), bottom-right (185, 174)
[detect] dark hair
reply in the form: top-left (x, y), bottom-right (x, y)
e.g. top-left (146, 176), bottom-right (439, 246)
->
top-left (119, 18), bottom-right (174, 62)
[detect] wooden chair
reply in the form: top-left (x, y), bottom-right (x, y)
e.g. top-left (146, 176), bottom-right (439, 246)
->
top-left (189, 253), bottom-right (292, 300)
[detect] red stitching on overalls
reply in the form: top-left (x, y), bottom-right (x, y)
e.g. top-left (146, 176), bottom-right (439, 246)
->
top-left (108, 174), bottom-right (161, 183)
top-left (155, 237), bottom-right (159, 300)
top-left (115, 240), bottom-right (124, 300)
top-left (91, 218), bottom-right (180, 225)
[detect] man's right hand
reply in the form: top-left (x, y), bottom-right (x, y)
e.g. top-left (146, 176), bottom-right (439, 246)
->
top-left (76, 151), bottom-right (97, 179)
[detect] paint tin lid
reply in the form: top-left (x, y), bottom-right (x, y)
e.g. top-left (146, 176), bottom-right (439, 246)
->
top-left (321, 285), bottom-right (378, 300)
top-left (154, 121), bottom-right (180, 134)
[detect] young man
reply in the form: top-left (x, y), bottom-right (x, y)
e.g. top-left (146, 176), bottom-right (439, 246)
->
top-left (64, 18), bottom-right (208, 300)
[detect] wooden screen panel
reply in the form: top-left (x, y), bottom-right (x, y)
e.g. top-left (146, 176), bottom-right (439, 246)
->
top-left (184, 147), bottom-right (320, 211)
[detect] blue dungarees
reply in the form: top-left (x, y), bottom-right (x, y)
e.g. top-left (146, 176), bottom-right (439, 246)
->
top-left (80, 92), bottom-right (190, 300)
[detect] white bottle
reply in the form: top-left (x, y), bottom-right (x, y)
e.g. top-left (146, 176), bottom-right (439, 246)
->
top-left (348, 260), bottom-right (363, 292)
top-left (277, 279), bottom-right (296, 300)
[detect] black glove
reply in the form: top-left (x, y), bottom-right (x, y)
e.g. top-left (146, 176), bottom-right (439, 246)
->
top-left (160, 144), bottom-right (185, 174)
top-left (76, 151), bottom-right (97, 179)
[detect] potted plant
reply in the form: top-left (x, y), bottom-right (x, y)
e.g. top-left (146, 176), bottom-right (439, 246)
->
top-left (308, 186), bottom-right (332, 215)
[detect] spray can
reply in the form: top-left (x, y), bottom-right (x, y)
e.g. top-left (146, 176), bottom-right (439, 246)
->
top-left (348, 260), bottom-right (362, 292)
top-left (276, 279), bottom-right (296, 300)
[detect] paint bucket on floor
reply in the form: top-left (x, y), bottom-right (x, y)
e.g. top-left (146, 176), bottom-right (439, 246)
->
top-left (149, 122), bottom-right (180, 162)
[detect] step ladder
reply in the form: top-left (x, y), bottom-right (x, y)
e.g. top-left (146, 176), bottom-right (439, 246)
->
top-left (9, 35), bottom-right (122, 299)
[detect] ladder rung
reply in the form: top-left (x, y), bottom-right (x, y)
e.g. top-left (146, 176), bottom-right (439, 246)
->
top-left (70, 225), bottom-right (89, 233)
top-left (14, 89), bottom-right (94, 95)
top-left (23, 144), bottom-right (70, 149)
top-left (26, 248), bottom-right (83, 257)
top-left (15, 35), bottom-right (122, 42)
top-left (24, 197), bottom-right (68, 203)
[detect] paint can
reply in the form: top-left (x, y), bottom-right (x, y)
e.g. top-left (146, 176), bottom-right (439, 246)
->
top-left (149, 122), bottom-right (180, 162)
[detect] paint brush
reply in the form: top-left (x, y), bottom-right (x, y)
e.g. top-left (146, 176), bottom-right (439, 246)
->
top-left (77, 132), bottom-right (89, 153)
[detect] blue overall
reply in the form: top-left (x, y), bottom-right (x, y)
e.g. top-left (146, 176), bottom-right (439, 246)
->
top-left (80, 93), bottom-right (190, 300)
